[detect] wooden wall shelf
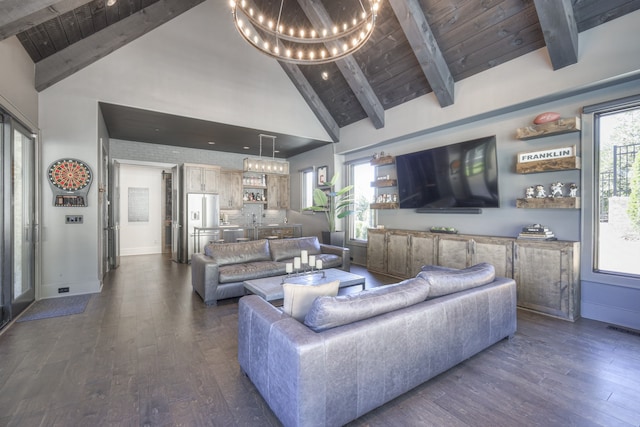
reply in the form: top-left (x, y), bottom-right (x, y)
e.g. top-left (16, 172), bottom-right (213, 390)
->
top-left (370, 203), bottom-right (399, 209)
top-left (516, 117), bottom-right (581, 140)
top-left (516, 155), bottom-right (581, 174)
top-left (516, 197), bottom-right (580, 209)
top-left (371, 179), bottom-right (397, 188)
top-left (370, 156), bottom-right (395, 166)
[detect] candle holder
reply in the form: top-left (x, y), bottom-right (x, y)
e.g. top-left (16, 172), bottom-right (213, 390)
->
top-left (282, 268), bottom-right (326, 283)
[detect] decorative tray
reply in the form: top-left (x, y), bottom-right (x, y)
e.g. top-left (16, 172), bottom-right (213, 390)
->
top-left (430, 227), bottom-right (458, 234)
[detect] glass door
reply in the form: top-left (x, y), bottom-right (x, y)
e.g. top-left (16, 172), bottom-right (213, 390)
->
top-left (1, 111), bottom-right (36, 327)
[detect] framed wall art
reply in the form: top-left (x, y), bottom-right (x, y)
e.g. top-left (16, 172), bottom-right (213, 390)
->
top-left (317, 165), bottom-right (328, 187)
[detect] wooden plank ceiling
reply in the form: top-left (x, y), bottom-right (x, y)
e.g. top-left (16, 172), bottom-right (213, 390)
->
top-left (2, 0), bottom-right (639, 153)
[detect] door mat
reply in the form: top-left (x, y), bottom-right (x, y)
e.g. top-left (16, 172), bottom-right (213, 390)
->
top-left (17, 294), bottom-right (91, 322)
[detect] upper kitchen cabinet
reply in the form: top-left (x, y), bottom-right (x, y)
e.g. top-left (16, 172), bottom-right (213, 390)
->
top-left (183, 163), bottom-right (220, 193)
top-left (219, 170), bottom-right (243, 209)
top-left (267, 174), bottom-right (290, 210)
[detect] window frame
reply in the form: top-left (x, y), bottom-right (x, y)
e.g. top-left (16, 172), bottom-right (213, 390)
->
top-left (300, 167), bottom-right (314, 211)
top-left (346, 158), bottom-right (376, 245)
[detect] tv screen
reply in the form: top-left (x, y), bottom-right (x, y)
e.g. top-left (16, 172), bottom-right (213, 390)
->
top-left (396, 136), bottom-right (499, 210)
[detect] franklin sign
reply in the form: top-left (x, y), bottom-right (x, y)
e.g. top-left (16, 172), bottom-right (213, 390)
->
top-left (518, 146), bottom-right (575, 164)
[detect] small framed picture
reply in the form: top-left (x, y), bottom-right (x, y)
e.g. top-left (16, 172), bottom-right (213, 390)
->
top-left (317, 166), bottom-right (328, 187)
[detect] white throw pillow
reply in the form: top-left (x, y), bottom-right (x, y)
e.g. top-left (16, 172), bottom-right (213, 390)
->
top-left (282, 280), bottom-right (340, 322)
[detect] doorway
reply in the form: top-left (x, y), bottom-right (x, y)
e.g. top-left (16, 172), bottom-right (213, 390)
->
top-left (1, 110), bottom-right (37, 328)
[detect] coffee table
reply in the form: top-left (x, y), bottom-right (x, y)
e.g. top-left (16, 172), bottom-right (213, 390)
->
top-left (243, 268), bottom-right (365, 302)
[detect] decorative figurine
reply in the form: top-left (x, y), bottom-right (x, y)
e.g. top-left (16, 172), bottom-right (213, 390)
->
top-left (550, 181), bottom-right (564, 198)
top-left (569, 183), bottom-right (579, 197)
top-left (525, 186), bottom-right (535, 198)
top-left (535, 184), bottom-right (546, 198)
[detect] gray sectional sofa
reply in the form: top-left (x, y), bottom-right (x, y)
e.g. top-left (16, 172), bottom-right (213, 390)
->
top-left (238, 263), bottom-right (517, 427)
top-left (191, 236), bottom-right (350, 305)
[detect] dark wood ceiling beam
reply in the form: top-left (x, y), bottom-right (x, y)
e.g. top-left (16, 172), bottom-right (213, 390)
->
top-left (280, 63), bottom-right (341, 142)
top-left (0, 0), bottom-right (92, 41)
top-left (35, 0), bottom-right (205, 91)
top-left (298, 0), bottom-right (385, 129)
top-left (532, 0), bottom-right (578, 70)
top-left (388, 0), bottom-right (454, 107)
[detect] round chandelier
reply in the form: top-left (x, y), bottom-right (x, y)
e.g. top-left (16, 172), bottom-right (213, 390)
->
top-left (230, 0), bottom-right (381, 65)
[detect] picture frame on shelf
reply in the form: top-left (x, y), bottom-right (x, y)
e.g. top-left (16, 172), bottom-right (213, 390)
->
top-left (317, 165), bottom-right (328, 187)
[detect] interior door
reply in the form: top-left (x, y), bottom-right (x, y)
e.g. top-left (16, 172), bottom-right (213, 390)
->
top-left (109, 160), bottom-right (120, 269)
top-left (171, 165), bottom-right (180, 262)
top-left (100, 140), bottom-right (109, 278)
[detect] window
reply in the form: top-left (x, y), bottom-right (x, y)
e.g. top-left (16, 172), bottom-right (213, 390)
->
top-left (301, 168), bottom-right (314, 210)
top-left (348, 161), bottom-right (375, 241)
top-left (594, 106), bottom-right (640, 277)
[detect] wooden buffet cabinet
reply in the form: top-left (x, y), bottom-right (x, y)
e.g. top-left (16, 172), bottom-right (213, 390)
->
top-left (367, 228), bottom-right (580, 321)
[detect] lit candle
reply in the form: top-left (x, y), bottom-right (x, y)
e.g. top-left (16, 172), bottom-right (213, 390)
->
top-left (286, 263), bottom-right (293, 273)
top-left (294, 257), bottom-right (301, 269)
top-left (308, 255), bottom-right (316, 267)
top-left (316, 259), bottom-right (323, 270)
top-left (301, 250), bottom-right (308, 264)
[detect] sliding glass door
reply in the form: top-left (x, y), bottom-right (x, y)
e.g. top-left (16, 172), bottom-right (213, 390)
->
top-left (1, 110), bottom-right (36, 328)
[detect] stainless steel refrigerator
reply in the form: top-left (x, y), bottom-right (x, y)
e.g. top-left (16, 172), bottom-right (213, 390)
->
top-left (184, 193), bottom-right (220, 262)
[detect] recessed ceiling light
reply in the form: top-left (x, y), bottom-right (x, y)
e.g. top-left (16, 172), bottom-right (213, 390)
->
top-left (243, 146), bottom-right (250, 150)
top-left (321, 71), bottom-right (329, 80)
top-left (208, 141), bottom-right (215, 145)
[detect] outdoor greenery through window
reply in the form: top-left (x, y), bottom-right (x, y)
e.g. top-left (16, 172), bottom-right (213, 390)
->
top-left (596, 107), bottom-right (640, 276)
top-left (301, 168), bottom-right (314, 210)
top-left (349, 161), bottom-right (375, 241)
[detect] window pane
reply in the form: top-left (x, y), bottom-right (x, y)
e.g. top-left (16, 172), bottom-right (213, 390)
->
top-left (301, 169), bottom-right (314, 209)
top-left (350, 162), bottom-right (375, 241)
top-left (596, 108), bottom-right (640, 276)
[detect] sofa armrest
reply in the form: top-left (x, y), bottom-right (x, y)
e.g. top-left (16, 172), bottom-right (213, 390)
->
top-left (320, 244), bottom-right (350, 271)
top-left (191, 253), bottom-right (221, 305)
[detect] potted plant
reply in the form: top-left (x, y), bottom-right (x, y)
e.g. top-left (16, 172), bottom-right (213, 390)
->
top-left (309, 173), bottom-right (354, 246)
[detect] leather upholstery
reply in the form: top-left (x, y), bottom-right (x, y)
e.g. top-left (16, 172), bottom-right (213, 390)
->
top-left (191, 236), bottom-right (350, 305)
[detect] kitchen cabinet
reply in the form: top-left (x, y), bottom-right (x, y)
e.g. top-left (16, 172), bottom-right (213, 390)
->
top-left (183, 163), bottom-right (220, 193)
top-left (267, 174), bottom-right (290, 209)
top-left (219, 170), bottom-right (243, 209)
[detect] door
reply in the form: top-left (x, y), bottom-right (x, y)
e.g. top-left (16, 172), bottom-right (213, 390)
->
top-left (1, 112), bottom-right (37, 326)
top-left (109, 160), bottom-right (120, 269)
top-left (100, 140), bottom-right (109, 278)
top-left (171, 165), bottom-right (180, 262)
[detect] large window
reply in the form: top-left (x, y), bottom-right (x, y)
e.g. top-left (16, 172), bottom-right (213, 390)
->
top-left (594, 106), bottom-right (640, 277)
top-left (348, 161), bottom-right (375, 241)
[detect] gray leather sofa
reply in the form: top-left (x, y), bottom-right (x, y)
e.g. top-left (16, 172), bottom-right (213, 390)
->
top-left (191, 236), bottom-right (350, 305)
top-left (238, 263), bottom-right (517, 427)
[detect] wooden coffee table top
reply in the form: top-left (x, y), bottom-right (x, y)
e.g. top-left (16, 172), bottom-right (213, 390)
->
top-left (243, 268), bottom-right (365, 302)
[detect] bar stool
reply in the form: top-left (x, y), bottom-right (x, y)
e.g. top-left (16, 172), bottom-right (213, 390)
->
top-left (236, 237), bottom-right (250, 243)
top-left (213, 239), bottom-right (225, 244)
top-left (265, 235), bottom-right (279, 240)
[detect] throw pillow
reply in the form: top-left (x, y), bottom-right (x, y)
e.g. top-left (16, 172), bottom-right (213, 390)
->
top-left (417, 262), bottom-right (496, 298)
top-left (282, 280), bottom-right (340, 322)
top-left (304, 277), bottom-right (431, 332)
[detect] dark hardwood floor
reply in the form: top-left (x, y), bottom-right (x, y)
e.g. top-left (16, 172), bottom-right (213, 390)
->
top-left (1, 254), bottom-right (639, 426)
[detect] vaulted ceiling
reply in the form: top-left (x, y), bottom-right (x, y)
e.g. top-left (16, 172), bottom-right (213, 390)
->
top-left (1, 0), bottom-right (639, 157)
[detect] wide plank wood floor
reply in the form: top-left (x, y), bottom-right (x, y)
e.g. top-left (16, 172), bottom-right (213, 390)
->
top-left (1, 254), bottom-right (639, 426)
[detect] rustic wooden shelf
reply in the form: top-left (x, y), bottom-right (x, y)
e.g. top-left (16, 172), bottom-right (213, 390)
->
top-left (371, 179), bottom-right (397, 188)
top-left (516, 197), bottom-right (580, 209)
top-left (370, 156), bottom-right (395, 166)
top-left (370, 202), bottom-right (399, 209)
top-left (516, 155), bottom-right (581, 174)
top-left (516, 117), bottom-right (581, 140)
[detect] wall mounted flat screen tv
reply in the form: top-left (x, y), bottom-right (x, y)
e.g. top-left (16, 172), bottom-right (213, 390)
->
top-left (396, 136), bottom-right (499, 210)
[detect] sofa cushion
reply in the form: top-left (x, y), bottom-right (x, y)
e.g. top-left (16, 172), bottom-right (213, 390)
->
top-left (206, 240), bottom-right (271, 266)
top-left (268, 237), bottom-right (321, 262)
top-left (417, 262), bottom-right (496, 298)
top-left (219, 261), bottom-right (286, 283)
top-left (282, 280), bottom-right (340, 322)
top-left (304, 277), bottom-right (430, 332)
